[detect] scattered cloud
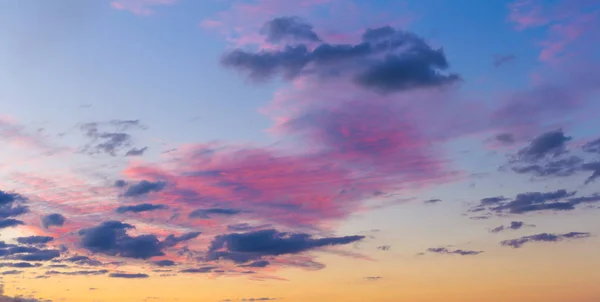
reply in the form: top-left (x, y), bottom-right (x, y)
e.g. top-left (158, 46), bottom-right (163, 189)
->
top-left (501, 232), bottom-right (591, 248)
top-left (115, 203), bottom-right (168, 213)
top-left (110, 0), bottom-right (177, 16)
top-left (490, 221), bottom-right (534, 233)
top-left (108, 272), bottom-right (149, 278)
top-left (425, 247), bottom-right (483, 256)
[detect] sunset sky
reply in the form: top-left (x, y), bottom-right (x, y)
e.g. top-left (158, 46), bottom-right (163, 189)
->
top-left (0, 0), bottom-right (600, 301)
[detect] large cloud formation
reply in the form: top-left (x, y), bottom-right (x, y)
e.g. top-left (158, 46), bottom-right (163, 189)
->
top-left (206, 229), bottom-right (364, 263)
top-left (222, 19), bottom-right (459, 93)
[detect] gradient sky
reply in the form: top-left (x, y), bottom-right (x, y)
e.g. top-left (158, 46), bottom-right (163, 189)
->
top-left (0, 0), bottom-right (600, 301)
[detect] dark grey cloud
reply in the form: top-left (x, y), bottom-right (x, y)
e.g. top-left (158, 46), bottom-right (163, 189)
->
top-left (511, 156), bottom-right (584, 177)
top-left (125, 147), bottom-right (148, 157)
top-left (123, 180), bottom-right (167, 197)
top-left (114, 180), bottom-right (128, 188)
top-left (0, 190), bottom-right (29, 222)
top-left (207, 229), bottom-right (364, 264)
top-left (63, 255), bottom-right (102, 266)
top-left (222, 25), bottom-right (459, 93)
top-left (189, 208), bottom-right (241, 219)
top-left (501, 232), bottom-right (591, 248)
top-left (581, 162), bottom-right (600, 184)
top-left (46, 269), bottom-right (109, 276)
top-left (0, 219), bottom-right (24, 229)
top-left (0, 262), bottom-right (40, 268)
top-left (495, 133), bottom-right (515, 144)
top-left (426, 247), bottom-right (483, 256)
top-left (424, 199), bottom-right (441, 204)
top-left (582, 138), bottom-right (600, 154)
top-left (115, 203), bottom-right (168, 213)
top-left (80, 120), bottom-right (146, 156)
top-left (41, 213), bottom-right (65, 229)
top-left (161, 232), bottom-right (201, 248)
top-left (180, 266), bottom-right (217, 273)
top-left (261, 16), bottom-right (320, 43)
top-left (493, 54), bottom-right (516, 67)
top-left (16, 236), bottom-right (54, 245)
top-left (1, 270), bottom-right (23, 275)
top-left (239, 260), bottom-right (270, 268)
top-left (514, 130), bottom-right (571, 162)
top-left (473, 189), bottom-right (590, 214)
top-left (362, 26), bottom-right (396, 41)
top-left (11, 249), bottom-right (61, 261)
top-left (109, 273), bottom-right (149, 278)
top-left (78, 221), bottom-right (164, 259)
top-left (153, 260), bottom-right (176, 267)
top-left (490, 221), bottom-right (533, 233)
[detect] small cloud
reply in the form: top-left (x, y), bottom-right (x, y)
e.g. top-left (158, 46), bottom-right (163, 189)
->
top-left (123, 180), bottom-right (167, 197)
top-left (41, 213), bottom-right (66, 229)
top-left (377, 245), bottom-right (391, 251)
top-left (425, 247), bottom-right (483, 256)
top-left (493, 54), bottom-right (516, 67)
top-left (501, 232), bottom-right (591, 248)
top-left (424, 199), bottom-right (441, 204)
top-left (116, 203), bottom-right (168, 213)
top-left (125, 147), bottom-right (148, 156)
top-left (490, 221), bottom-right (534, 233)
top-left (364, 276), bottom-right (382, 281)
top-left (109, 273), bottom-right (149, 279)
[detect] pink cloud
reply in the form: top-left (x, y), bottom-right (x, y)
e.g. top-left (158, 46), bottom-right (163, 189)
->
top-left (110, 0), bottom-right (177, 15)
top-left (507, 0), bottom-right (600, 62)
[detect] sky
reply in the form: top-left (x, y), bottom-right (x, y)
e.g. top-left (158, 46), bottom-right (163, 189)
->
top-left (0, 0), bottom-right (599, 301)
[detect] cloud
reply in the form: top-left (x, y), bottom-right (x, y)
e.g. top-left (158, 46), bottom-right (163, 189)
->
top-left (46, 270), bottom-right (109, 276)
top-left (581, 162), bottom-right (600, 184)
top-left (80, 120), bottom-right (146, 156)
top-left (261, 16), bottom-right (321, 43)
top-left (188, 208), bottom-right (242, 219)
top-left (161, 232), bottom-right (201, 248)
top-left (123, 180), bottom-right (167, 197)
top-left (1, 270), bottom-right (23, 275)
top-left (110, 0), bottom-right (177, 15)
top-left (62, 255), bottom-right (103, 266)
top-left (473, 190), bottom-right (600, 215)
top-left (78, 221), bottom-right (164, 259)
top-left (514, 130), bottom-right (571, 162)
top-left (377, 245), bottom-right (391, 251)
top-left (0, 219), bottom-right (24, 229)
top-left (41, 214), bottom-right (66, 229)
top-left (115, 203), bottom-right (168, 213)
top-left (582, 138), bottom-right (600, 154)
top-left (15, 236), bottom-right (54, 245)
top-left (180, 266), bottom-right (216, 273)
top-left (495, 133), bottom-right (516, 144)
top-left (364, 276), bottom-right (382, 281)
top-left (0, 243), bottom-right (61, 262)
top-left (490, 221), bottom-right (534, 233)
top-left (425, 247), bottom-right (483, 256)
top-left (108, 273), bottom-right (149, 278)
top-left (493, 54), bottom-right (516, 67)
top-left (0, 190), bottom-right (29, 220)
top-left (239, 260), bottom-right (270, 268)
top-left (207, 229), bottom-right (364, 263)
top-left (0, 262), bottom-right (40, 268)
top-left (125, 147), bottom-right (148, 157)
top-left (153, 260), bottom-right (176, 267)
top-left (222, 24), bottom-right (459, 93)
top-left (511, 156), bottom-right (584, 177)
top-left (424, 199), bottom-right (441, 204)
top-left (501, 232), bottom-right (591, 248)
